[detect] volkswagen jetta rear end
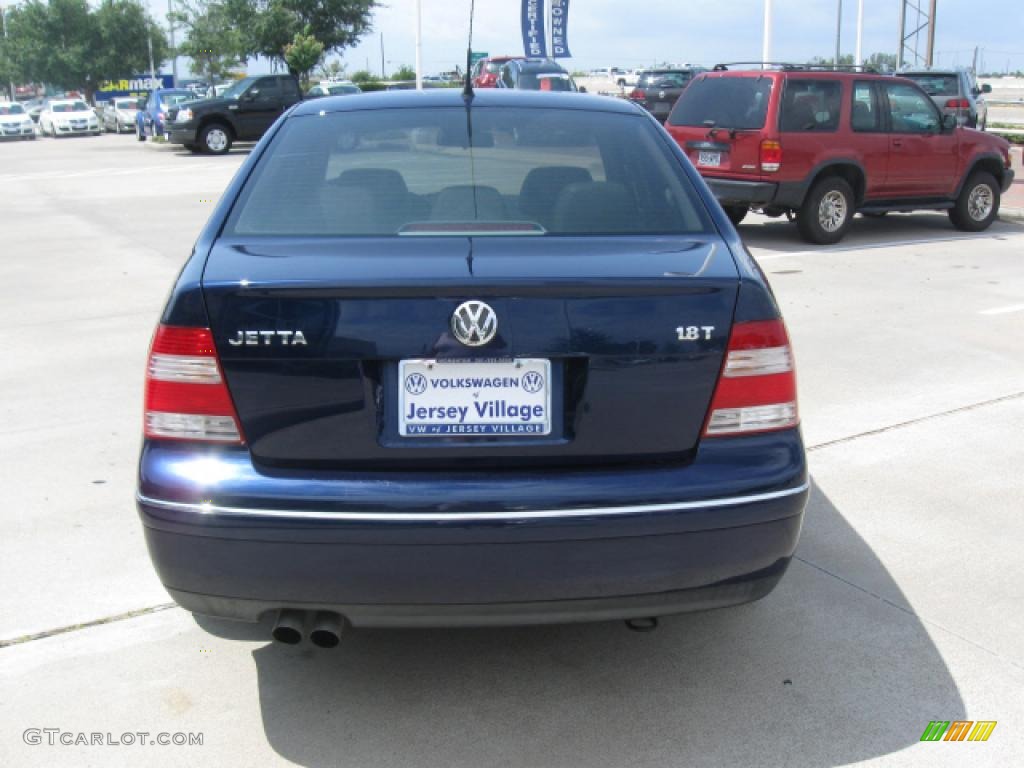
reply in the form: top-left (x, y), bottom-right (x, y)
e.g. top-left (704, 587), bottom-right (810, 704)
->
top-left (137, 90), bottom-right (808, 639)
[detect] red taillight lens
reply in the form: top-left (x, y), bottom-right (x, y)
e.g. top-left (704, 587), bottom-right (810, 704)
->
top-left (144, 325), bottom-right (244, 443)
top-left (944, 98), bottom-right (969, 110)
top-left (760, 140), bottom-right (782, 173)
top-left (629, 88), bottom-right (646, 100)
top-left (703, 319), bottom-right (798, 437)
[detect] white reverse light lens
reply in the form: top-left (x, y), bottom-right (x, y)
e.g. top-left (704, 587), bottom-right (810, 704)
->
top-left (145, 412), bottom-right (241, 442)
top-left (148, 353), bottom-right (222, 384)
top-left (723, 345), bottom-right (793, 378)
top-left (705, 403), bottom-right (798, 436)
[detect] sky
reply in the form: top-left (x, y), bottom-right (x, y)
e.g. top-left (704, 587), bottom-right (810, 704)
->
top-left (151, 0), bottom-right (1024, 79)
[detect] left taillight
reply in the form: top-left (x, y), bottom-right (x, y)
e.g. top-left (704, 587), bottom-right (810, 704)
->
top-left (144, 325), bottom-right (244, 443)
top-left (703, 319), bottom-right (798, 437)
top-left (760, 140), bottom-right (782, 173)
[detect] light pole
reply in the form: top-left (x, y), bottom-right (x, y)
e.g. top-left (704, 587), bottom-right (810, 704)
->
top-left (855, 0), bottom-right (864, 66)
top-left (2, 4), bottom-right (15, 102)
top-left (834, 0), bottom-right (843, 67)
top-left (762, 0), bottom-right (773, 66)
top-left (168, 0), bottom-right (178, 87)
top-left (414, 0), bottom-right (422, 90)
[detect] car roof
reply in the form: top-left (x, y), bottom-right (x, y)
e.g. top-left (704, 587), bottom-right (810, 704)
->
top-left (899, 69), bottom-right (964, 76)
top-left (291, 88), bottom-right (640, 118)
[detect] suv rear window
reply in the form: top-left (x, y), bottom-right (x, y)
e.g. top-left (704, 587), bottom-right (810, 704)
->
top-left (668, 76), bottom-right (773, 130)
top-left (225, 107), bottom-right (711, 237)
top-left (901, 73), bottom-right (959, 97)
top-left (780, 80), bottom-right (841, 132)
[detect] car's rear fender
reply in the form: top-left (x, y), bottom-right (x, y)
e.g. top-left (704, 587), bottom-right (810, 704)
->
top-left (775, 158), bottom-right (867, 209)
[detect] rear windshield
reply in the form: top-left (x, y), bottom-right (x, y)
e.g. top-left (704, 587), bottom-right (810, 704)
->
top-left (668, 76), bottom-right (773, 130)
top-left (114, 99), bottom-right (138, 109)
top-left (521, 72), bottom-right (574, 91)
top-left (902, 73), bottom-right (959, 96)
top-left (225, 106), bottom-right (711, 237)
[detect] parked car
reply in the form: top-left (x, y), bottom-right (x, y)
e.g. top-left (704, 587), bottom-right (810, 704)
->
top-left (497, 59), bottom-right (578, 92)
top-left (471, 56), bottom-right (524, 88)
top-left (665, 65), bottom-right (1015, 243)
top-left (898, 68), bottom-right (990, 130)
top-left (0, 101), bottom-right (37, 140)
top-left (101, 97), bottom-right (142, 133)
top-left (136, 88), bottom-right (196, 140)
top-left (628, 68), bottom-right (705, 121)
top-left (38, 99), bottom-right (100, 137)
top-left (589, 67), bottom-right (630, 86)
top-left (168, 74), bottom-right (303, 154)
top-left (136, 89), bottom-right (809, 644)
top-left (306, 81), bottom-right (362, 98)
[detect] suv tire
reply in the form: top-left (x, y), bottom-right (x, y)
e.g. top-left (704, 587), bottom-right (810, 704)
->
top-left (723, 205), bottom-right (748, 226)
top-left (797, 176), bottom-right (854, 244)
top-left (949, 171), bottom-right (999, 232)
top-left (200, 122), bottom-right (232, 155)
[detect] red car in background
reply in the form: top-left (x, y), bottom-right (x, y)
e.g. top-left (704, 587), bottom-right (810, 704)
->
top-left (665, 65), bottom-right (1014, 244)
top-left (471, 56), bottom-right (525, 88)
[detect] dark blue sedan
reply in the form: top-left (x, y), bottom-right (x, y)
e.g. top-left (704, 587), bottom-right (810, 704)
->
top-left (137, 89), bottom-right (808, 646)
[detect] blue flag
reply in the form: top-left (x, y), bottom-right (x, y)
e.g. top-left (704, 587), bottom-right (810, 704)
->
top-left (522, 0), bottom-right (547, 58)
top-left (550, 0), bottom-right (572, 58)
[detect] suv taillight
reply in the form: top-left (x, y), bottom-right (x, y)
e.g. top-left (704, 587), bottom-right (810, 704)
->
top-left (944, 98), bottom-right (970, 110)
top-left (703, 320), bottom-right (798, 437)
top-left (629, 88), bottom-right (646, 100)
top-left (760, 140), bottom-right (782, 173)
top-left (144, 325), bottom-right (244, 443)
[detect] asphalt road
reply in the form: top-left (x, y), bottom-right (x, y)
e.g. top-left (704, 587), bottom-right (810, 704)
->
top-left (1, 134), bottom-right (1023, 767)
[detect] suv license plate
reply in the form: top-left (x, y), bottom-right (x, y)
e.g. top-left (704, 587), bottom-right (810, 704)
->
top-left (399, 358), bottom-right (551, 437)
top-left (698, 151), bottom-right (721, 168)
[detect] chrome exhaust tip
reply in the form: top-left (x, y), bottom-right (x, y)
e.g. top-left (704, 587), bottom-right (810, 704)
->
top-left (309, 612), bottom-right (344, 649)
top-left (271, 609), bottom-right (305, 645)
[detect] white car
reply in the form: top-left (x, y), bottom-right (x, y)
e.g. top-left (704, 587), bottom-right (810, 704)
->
top-left (0, 102), bottom-right (37, 140)
top-left (39, 99), bottom-right (101, 137)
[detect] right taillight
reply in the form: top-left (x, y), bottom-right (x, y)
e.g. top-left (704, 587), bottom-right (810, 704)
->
top-left (628, 88), bottom-right (646, 100)
top-left (944, 98), bottom-right (970, 110)
top-left (760, 140), bottom-right (782, 173)
top-left (703, 319), bottom-right (798, 437)
top-left (144, 325), bottom-right (244, 443)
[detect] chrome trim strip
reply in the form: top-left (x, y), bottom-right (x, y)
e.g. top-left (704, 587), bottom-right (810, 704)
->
top-left (137, 482), bottom-right (809, 523)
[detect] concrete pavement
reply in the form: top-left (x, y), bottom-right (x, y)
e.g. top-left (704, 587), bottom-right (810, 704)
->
top-left (1, 134), bottom-right (1022, 767)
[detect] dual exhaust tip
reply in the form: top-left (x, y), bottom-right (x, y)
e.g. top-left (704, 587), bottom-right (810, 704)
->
top-left (271, 609), bottom-right (345, 648)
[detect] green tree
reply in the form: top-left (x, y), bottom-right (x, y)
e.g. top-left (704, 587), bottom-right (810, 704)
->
top-left (4, 0), bottom-right (167, 101)
top-left (283, 29), bottom-right (323, 88)
top-left (225, 0), bottom-right (375, 66)
top-left (390, 64), bottom-right (415, 81)
top-left (319, 58), bottom-right (346, 80)
top-left (170, 0), bottom-right (246, 86)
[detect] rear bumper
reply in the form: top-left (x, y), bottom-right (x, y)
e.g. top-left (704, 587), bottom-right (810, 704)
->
top-left (704, 178), bottom-right (778, 206)
top-left (137, 431), bottom-right (808, 626)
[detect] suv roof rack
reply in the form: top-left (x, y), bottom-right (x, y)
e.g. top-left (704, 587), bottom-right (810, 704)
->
top-left (712, 62), bottom-right (878, 73)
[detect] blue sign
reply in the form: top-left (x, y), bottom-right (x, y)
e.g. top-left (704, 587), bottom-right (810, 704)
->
top-left (521, 0), bottom-right (547, 58)
top-left (95, 74), bottom-right (174, 102)
top-left (550, 0), bottom-right (572, 59)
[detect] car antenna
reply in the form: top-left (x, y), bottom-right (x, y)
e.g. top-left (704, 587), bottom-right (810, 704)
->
top-left (463, 0), bottom-right (476, 101)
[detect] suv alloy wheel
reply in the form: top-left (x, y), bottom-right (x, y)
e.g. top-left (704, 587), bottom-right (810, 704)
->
top-left (949, 171), bottom-right (999, 231)
top-left (797, 176), bottom-right (854, 245)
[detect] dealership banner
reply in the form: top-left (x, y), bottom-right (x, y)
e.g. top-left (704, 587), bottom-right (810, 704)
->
top-left (550, 0), bottom-right (572, 58)
top-left (521, 0), bottom-right (547, 58)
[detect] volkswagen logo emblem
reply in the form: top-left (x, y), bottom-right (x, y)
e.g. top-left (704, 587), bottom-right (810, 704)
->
top-left (451, 301), bottom-right (497, 347)
top-left (521, 371), bottom-right (544, 394)
top-left (404, 372), bottom-right (428, 395)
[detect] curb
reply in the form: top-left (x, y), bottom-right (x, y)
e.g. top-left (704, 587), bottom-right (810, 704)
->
top-left (999, 206), bottom-right (1024, 223)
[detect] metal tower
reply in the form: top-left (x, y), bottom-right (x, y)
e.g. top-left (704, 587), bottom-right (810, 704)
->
top-left (897, 0), bottom-right (937, 69)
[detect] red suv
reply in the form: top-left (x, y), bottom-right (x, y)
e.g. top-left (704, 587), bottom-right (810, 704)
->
top-left (666, 65), bottom-right (1015, 243)
top-left (471, 56), bottom-right (525, 88)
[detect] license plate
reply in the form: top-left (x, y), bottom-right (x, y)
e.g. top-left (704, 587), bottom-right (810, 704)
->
top-left (399, 358), bottom-right (551, 437)
top-left (698, 151), bottom-right (721, 168)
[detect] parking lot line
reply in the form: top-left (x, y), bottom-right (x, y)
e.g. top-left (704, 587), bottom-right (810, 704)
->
top-left (979, 303), bottom-right (1024, 315)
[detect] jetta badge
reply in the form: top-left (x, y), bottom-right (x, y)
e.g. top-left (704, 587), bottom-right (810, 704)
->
top-left (451, 301), bottom-right (497, 347)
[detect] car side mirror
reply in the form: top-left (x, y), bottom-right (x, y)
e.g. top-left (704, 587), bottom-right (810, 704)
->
top-left (981, 83), bottom-right (992, 94)
top-left (578, 86), bottom-right (587, 94)
top-left (941, 113), bottom-right (957, 133)
top-left (242, 90), bottom-right (258, 102)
